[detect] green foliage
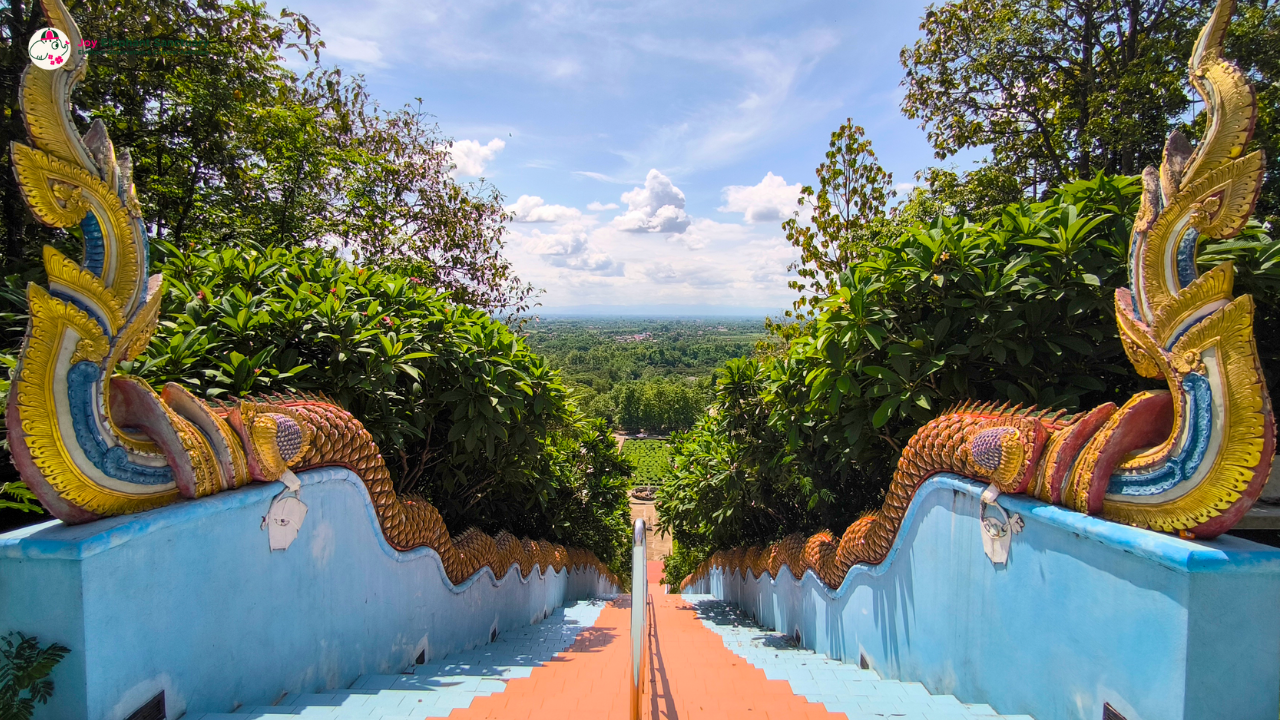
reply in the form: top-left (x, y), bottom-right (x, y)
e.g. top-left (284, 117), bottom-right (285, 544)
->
top-left (901, 0), bottom-right (1207, 187)
top-left (524, 318), bottom-right (760, 432)
top-left (778, 121), bottom-right (897, 325)
top-left (658, 174), bottom-right (1280, 554)
top-left (0, 633), bottom-right (68, 720)
top-left (0, 0), bottom-right (532, 317)
top-left (532, 419), bottom-right (634, 580)
top-left (659, 357), bottom-right (863, 552)
top-left (0, 345), bottom-right (39, 517)
top-left (900, 0), bottom-right (1279, 221)
top-left (0, 483), bottom-right (40, 516)
top-left (620, 440), bottom-right (675, 486)
top-left (607, 379), bottom-right (710, 434)
top-left (660, 540), bottom-right (710, 588)
top-left (109, 241), bottom-right (629, 564)
top-left (1225, 0), bottom-right (1280, 225)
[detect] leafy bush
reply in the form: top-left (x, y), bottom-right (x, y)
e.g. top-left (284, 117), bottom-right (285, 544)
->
top-left (659, 540), bottom-right (708, 588)
top-left (658, 174), bottom-right (1280, 558)
top-left (0, 633), bottom-right (67, 720)
top-left (113, 241), bottom-right (632, 570)
top-left (620, 440), bottom-right (675, 486)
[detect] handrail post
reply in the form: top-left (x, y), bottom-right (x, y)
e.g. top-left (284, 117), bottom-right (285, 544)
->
top-left (631, 518), bottom-right (647, 720)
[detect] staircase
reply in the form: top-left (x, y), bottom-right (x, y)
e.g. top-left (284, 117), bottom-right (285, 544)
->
top-left (185, 595), bottom-right (1036, 720)
top-left (186, 600), bottom-right (608, 719)
top-left (687, 595), bottom-right (1034, 720)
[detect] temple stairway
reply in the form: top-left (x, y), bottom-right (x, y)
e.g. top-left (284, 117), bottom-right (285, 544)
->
top-left (186, 600), bottom-right (609, 719)
top-left (186, 589), bottom-right (1033, 719)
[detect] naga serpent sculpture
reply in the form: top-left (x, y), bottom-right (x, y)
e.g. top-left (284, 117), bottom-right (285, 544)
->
top-left (5, 0), bottom-right (617, 589)
top-left (684, 0), bottom-right (1274, 591)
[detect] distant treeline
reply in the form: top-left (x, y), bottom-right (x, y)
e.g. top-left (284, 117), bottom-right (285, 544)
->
top-left (524, 318), bottom-right (765, 432)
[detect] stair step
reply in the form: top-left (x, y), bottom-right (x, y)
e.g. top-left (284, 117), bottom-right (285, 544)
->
top-left (184, 599), bottom-right (607, 720)
top-left (686, 595), bottom-right (1036, 720)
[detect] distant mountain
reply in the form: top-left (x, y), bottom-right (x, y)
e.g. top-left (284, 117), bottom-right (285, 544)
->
top-left (536, 304), bottom-right (784, 318)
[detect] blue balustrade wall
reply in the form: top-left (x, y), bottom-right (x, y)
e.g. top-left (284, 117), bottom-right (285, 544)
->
top-left (0, 467), bottom-right (616, 720)
top-left (684, 474), bottom-right (1280, 720)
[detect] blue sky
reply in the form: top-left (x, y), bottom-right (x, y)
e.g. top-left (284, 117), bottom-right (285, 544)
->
top-left (273, 0), bottom-right (980, 312)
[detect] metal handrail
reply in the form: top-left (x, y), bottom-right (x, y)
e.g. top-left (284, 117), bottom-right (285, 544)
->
top-left (630, 518), bottom-right (648, 720)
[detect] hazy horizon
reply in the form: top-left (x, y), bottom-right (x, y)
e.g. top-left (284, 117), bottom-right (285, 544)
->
top-left (534, 303), bottom-right (784, 318)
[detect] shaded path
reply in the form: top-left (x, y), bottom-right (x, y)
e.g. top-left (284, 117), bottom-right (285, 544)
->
top-left (449, 566), bottom-right (848, 720)
top-left (187, 600), bottom-right (607, 719)
top-left (641, 589), bottom-right (847, 719)
top-left (192, 582), bottom-right (1035, 719)
top-left (686, 596), bottom-right (1034, 720)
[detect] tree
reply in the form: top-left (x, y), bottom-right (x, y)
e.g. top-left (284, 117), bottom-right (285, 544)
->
top-left (776, 121), bottom-right (896, 327)
top-left (0, 0), bottom-right (534, 318)
top-left (334, 101), bottom-right (536, 318)
top-left (901, 0), bottom-right (1209, 190)
top-left (1225, 0), bottom-right (1279, 225)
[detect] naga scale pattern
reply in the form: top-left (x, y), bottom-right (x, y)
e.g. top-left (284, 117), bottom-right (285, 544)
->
top-left (684, 0), bottom-right (1275, 592)
top-left (5, 0), bottom-right (617, 591)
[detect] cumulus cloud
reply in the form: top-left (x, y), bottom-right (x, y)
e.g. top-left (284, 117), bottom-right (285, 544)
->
top-left (450, 138), bottom-right (506, 177)
top-left (719, 172), bottom-right (803, 223)
top-left (524, 225), bottom-right (623, 276)
top-left (612, 169), bottom-right (692, 233)
top-left (506, 195), bottom-right (582, 223)
top-left (587, 201), bottom-right (619, 212)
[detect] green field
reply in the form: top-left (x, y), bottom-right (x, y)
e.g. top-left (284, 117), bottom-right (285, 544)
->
top-left (621, 439), bottom-right (674, 486)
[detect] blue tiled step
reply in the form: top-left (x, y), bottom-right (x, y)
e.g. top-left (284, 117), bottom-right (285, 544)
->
top-left (185, 599), bottom-right (607, 720)
top-left (685, 595), bottom-right (1035, 720)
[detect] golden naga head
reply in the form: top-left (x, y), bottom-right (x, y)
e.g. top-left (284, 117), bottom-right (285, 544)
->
top-left (1085, 0), bottom-right (1273, 537)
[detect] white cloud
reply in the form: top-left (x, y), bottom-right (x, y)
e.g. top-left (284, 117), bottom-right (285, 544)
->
top-left (523, 225), bottom-right (624, 276)
top-left (639, 260), bottom-right (729, 288)
top-left (895, 182), bottom-right (918, 194)
top-left (506, 195), bottom-right (582, 223)
top-left (573, 171), bottom-right (632, 184)
top-left (611, 169), bottom-right (691, 234)
top-left (322, 34), bottom-right (385, 65)
top-left (719, 172), bottom-right (803, 223)
top-left (587, 201), bottom-right (619, 212)
top-left (450, 138), bottom-right (506, 177)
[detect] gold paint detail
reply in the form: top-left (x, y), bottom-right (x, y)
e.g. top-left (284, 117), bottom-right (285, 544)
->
top-left (1063, 390), bottom-right (1171, 513)
top-left (1103, 297), bottom-right (1267, 530)
top-left (18, 64), bottom-right (87, 169)
top-left (11, 143), bottom-right (91, 227)
top-left (14, 285), bottom-right (176, 515)
top-left (1182, 58), bottom-right (1257, 189)
top-left (10, 143), bottom-right (143, 307)
top-left (1142, 152), bottom-right (1264, 314)
top-left (1031, 426), bottom-right (1071, 503)
top-left (1152, 261), bottom-right (1235, 347)
top-left (167, 407), bottom-right (222, 499)
top-left (109, 275), bottom-right (164, 369)
top-left (241, 402), bottom-right (314, 481)
top-left (1115, 296), bottom-right (1169, 380)
top-left (42, 246), bottom-right (125, 334)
